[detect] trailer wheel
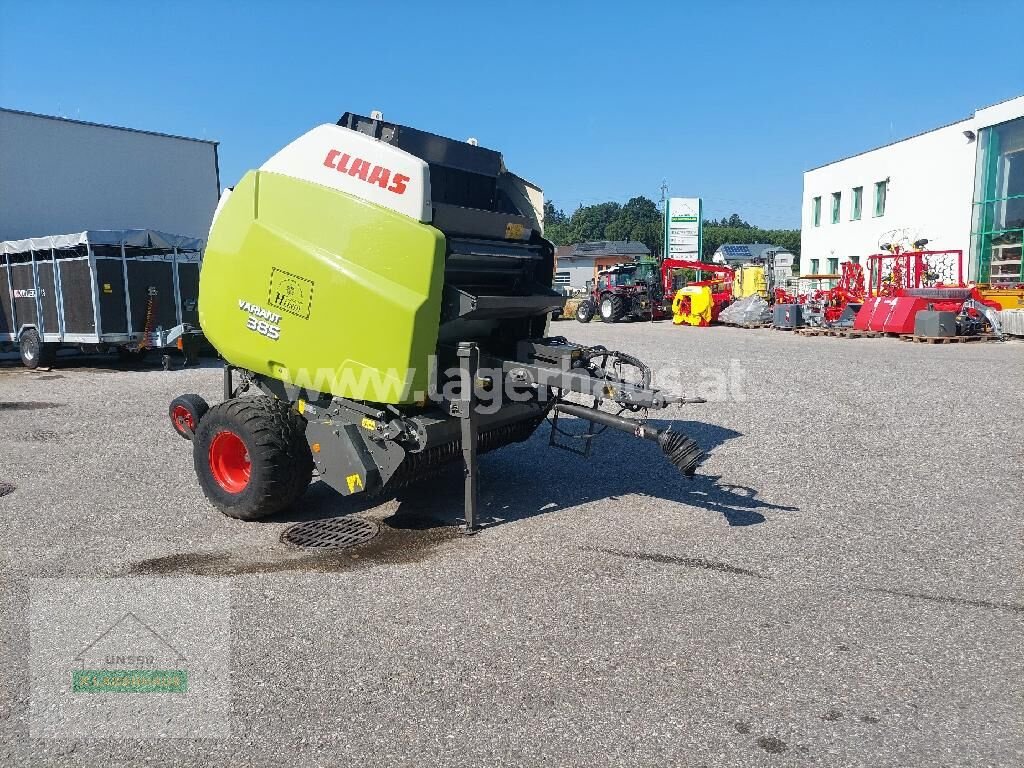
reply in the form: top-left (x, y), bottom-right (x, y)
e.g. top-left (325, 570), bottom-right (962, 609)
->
top-left (169, 393), bottom-right (209, 440)
top-left (192, 396), bottom-right (312, 521)
top-left (19, 329), bottom-right (56, 369)
top-left (576, 299), bottom-right (595, 323)
top-left (600, 294), bottom-right (625, 323)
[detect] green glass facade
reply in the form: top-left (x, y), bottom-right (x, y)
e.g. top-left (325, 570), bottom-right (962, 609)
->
top-left (971, 116), bottom-right (1024, 284)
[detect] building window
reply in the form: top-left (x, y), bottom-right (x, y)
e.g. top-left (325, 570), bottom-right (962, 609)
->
top-left (827, 257), bottom-right (839, 274)
top-left (554, 271), bottom-right (571, 285)
top-left (874, 181), bottom-right (887, 217)
top-left (850, 254), bottom-right (860, 264)
top-left (971, 117), bottom-right (1024, 284)
top-left (812, 196), bottom-right (821, 227)
top-left (851, 186), bottom-right (863, 220)
top-left (831, 192), bottom-right (841, 224)
top-left (810, 258), bottom-right (820, 274)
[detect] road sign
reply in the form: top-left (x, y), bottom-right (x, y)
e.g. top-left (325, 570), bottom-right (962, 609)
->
top-left (665, 197), bottom-right (702, 260)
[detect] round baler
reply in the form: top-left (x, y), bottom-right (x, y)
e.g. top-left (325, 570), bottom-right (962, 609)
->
top-left (172, 112), bottom-right (708, 528)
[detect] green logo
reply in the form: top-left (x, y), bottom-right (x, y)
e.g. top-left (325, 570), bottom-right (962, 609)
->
top-left (72, 612), bottom-right (188, 695)
top-left (671, 215), bottom-right (698, 223)
top-left (73, 669), bottom-right (187, 693)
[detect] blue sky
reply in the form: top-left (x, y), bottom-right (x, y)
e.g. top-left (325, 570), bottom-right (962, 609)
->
top-left (2, 0), bottom-right (1022, 228)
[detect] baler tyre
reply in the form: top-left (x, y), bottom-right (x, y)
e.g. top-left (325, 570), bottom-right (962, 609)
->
top-left (576, 299), bottom-right (595, 323)
top-left (169, 393), bottom-right (209, 440)
top-left (193, 396), bottom-right (312, 521)
top-left (600, 294), bottom-right (625, 323)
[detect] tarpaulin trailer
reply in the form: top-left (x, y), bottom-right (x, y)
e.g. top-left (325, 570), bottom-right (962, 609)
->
top-left (0, 229), bottom-right (204, 368)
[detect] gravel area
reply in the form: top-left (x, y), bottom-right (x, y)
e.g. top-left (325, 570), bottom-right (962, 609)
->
top-left (1, 324), bottom-right (1022, 766)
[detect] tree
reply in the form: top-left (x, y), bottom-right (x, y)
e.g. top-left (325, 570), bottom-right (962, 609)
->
top-left (571, 201), bottom-right (623, 242)
top-left (703, 213), bottom-right (753, 229)
top-left (543, 200), bottom-right (572, 245)
top-left (543, 201), bottom-right (622, 245)
top-left (544, 200), bottom-right (567, 225)
top-left (604, 196), bottom-right (663, 255)
top-left (542, 200), bottom-right (800, 264)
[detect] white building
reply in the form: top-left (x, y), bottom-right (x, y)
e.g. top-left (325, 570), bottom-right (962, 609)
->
top-left (801, 95), bottom-right (1024, 286)
top-left (0, 108), bottom-right (221, 242)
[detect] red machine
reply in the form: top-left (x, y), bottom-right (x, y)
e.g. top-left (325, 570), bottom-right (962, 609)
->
top-left (867, 248), bottom-right (965, 296)
top-left (660, 259), bottom-right (735, 324)
top-left (854, 249), bottom-right (1000, 333)
top-left (775, 261), bottom-right (866, 325)
top-left (826, 261), bottom-right (866, 322)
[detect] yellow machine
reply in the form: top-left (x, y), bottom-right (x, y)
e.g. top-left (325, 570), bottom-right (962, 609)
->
top-left (732, 264), bottom-right (769, 300)
top-left (672, 286), bottom-right (714, 326)
top-left (977, 286), bottom-right (1024, 309)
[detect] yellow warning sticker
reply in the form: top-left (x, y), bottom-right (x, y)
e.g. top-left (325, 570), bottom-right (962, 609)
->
top-left (360, 417), bottom-right (377, 431)
top-left (345, 473), bottom-right (364, 493)
top-left (505, 222), bottom-right (525, 240)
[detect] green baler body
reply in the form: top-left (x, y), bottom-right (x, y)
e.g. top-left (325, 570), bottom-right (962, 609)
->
top-left (199, 171), bottom-right (446, 404)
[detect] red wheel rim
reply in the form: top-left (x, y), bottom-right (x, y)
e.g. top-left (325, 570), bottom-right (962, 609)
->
top-left (172, 405), bottom-right (195, 434)
top-left (208, 430), bottom-right (251, 493)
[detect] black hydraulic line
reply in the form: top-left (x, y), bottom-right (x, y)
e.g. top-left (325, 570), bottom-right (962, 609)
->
top-left (553, 402), bottom-right (705, 476)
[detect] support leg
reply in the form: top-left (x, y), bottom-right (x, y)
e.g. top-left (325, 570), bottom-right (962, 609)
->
top-left (223, 364), bottom-right (233, 401)
top-left (456, 342), bottom-right (480, 534)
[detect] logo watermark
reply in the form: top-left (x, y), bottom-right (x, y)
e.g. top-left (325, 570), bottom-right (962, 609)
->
top-left (282, 355), bottom-right (748, 412)
top-left (71, 612), bottom-right (188, 694)
top-left (29, 578), bottom-right (230, 738)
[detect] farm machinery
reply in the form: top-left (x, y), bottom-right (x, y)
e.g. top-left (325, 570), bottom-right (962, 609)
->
top-left (169, 112), bottom-right (709, 529)
top-left (775, 237), bottom-right (1002, 336)
top-left (662, 259), bottom-right (735, 326)
top-left (855, 245), bottom-right (1001, 335)
top-left (574, 260), bottom-right (664, 322)
top-left (774, 260), bottom-right (867, 327)
top-left (573, 258), bottom-right (735, 326)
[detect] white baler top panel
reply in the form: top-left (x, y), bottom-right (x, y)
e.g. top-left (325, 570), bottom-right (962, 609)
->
top-left (260, 124), bottom-right (432, 222)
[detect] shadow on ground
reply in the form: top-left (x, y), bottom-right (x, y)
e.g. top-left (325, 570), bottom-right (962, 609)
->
top-left (125, 418), bottom-right (798, 577)
top-left (270, 418), bottom-right (798, 530)
top-left (0, 351), bottom-right (220, 373)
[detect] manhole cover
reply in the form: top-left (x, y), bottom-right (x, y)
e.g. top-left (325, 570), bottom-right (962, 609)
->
top-left (0, 482), bottom-right (15, 498)
top-left (280, 517), bottom-right (379, 550)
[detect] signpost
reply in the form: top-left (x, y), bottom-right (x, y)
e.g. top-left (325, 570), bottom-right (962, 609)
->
top-left (664, 197), bottom-right (703, 261)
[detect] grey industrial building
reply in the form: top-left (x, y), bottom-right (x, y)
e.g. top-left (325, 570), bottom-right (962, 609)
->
top-left (0, 108), bottom-right (220, 242)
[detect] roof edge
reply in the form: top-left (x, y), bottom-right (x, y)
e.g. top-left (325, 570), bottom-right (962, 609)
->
top-left (0, 107), bottom-right (219, 146)
top-left (804, 92), bottom-right (1024, 173)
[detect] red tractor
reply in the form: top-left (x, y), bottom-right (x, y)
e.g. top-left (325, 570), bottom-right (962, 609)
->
top-left (575, 261), bottom-right (666, 323)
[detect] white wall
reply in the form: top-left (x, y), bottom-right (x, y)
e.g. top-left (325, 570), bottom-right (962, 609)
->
top-left (557, 259), bottom-right (595, 291)
top-left (801, 118), bottom-right (977, 276)
top-left (0, 110), bottom-right (220, 242)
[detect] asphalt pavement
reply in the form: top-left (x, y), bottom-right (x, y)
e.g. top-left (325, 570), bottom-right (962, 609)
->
top-left (1, 323), bottom-right (1022, 766)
